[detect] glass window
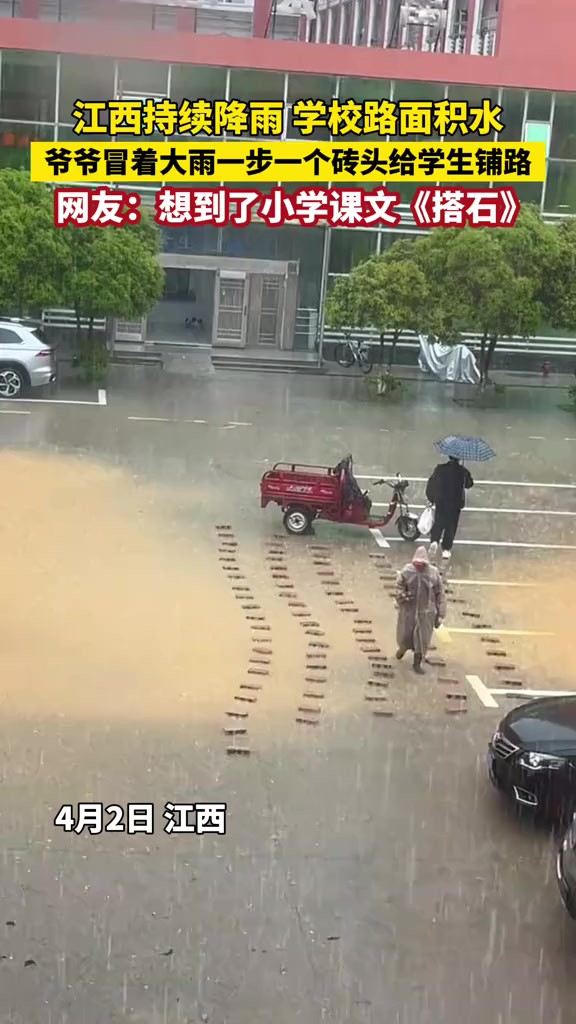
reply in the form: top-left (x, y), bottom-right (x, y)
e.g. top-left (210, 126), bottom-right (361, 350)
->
top-left (161, 225), bottom-right (220, 255)
top-left (330, 179), bottom-right (385, 192)
top-left (58, 54), bottom-right (116, 124)
top-left (0, 50), bottom-right (57, 122)
top-left (513, 181), bottom-right (543, 206)
top-left (0, 122), bottom-right (52, 170)
top-left (0, 0), bottom-right (20, 15)
top-left (527, 91), bottom-right (552, 123)
top-left (433, 179), bottom-right (490, 192)
top-left (392, 80), bottom-right (445, 142)
top-left (0, 327), bottom-right (20, 344)
top-left (380, 230), bottom-right (425, 253)
top-left (220, 222), bottom-right (324, 308)
top-left (169, 65), bottom-right (227, 104)
top-left (287, 74), bottom-right (337, 104)
top-left (341, 4), bottom-right (352, 44)
top-left (117, 60), bottom-right (169, 97)
top-left (370, 0), bottom-right (385, 45)
top-left (316, 9), bottom-right (327, 43)
top-left (550, 92), bottom-right (576, 159)
top-left (0, 0), bottom-right (21, 14)
top-left (153, 5), bottom-right (177, 30)
top-left (286, 117), bottom-right (331, 141)
top-left (392, 179), bottom-right (423, 204)
top-left (229, 70), bottom-right (285, 103)
top-left (228, 179), bottom-right (276, 195)
top-left (544, 160), bottom-right (576, 214)
top-left (446, 85), bottom-right (499, 141)
top-left (524, 121), bottom-right (550, 160)
top-left (329, 228), bottom-right (377, 273)
top-left (339, 78), bottom-right (391, 103)
top-left (57, 124), bottom-right (107, 142)
top-left (498, 89), bottom-right (525, 141)
top-left (280, 181), bottom-right (308, 194)
top-left (395, 81), bottom-right (445, 103)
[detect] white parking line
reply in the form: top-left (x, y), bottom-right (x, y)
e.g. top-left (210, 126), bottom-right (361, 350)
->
top-left (358, 475), bottom-right (576, 490)
top-left (490, 688), bottom-right (576, 698)
top-left (126, 417), bottom-right (214, 425)
top-left (369, 527), bottom-right (390, 548)
top-left (466, 675), bottom-right (499, 708)
top-left (449, 579), bottom-right (536, 588)
top-left (1, 397), bottom-right (104, 406)
top-left (382, 536), bottom-right (576, 551)
top-left (450, 628), bottom-right (554, 637)
top-left (372, 502), bottom-right (576, 517)
top-left (227, 421), bottom-right (252, 427)
top-left (451, 539), bottom-right (576, 551)
top-left (0, 409), bottom-right (30, 415)
top-left (98, 389), bottom-right (107, 405)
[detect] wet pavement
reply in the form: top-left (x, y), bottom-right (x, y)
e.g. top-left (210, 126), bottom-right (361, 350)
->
top-left (1, 366), bottom-right (576, 1022)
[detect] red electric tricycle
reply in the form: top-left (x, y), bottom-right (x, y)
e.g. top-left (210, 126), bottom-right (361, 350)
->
top-left (260, 454), bottom-right (420, 540)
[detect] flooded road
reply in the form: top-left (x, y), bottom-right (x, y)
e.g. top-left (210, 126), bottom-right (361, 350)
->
top-left (0, 368), bottom-right (575, 1022)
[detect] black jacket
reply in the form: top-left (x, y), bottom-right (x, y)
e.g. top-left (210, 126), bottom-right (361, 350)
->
top-left (426, 461), bottom-right (473, 512)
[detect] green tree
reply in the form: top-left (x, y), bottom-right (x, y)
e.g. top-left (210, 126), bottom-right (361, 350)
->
top-left (418, 224), bottom-right (542, 384)
top-left (349, 247), bottom-right (430, 367)
top-left (540, 217), bottom-right (576, 332)
top-left (325, 273), bottom-right (367, 339)
top-left (61, 212), bottom-right (164, 380)
top-left (0, 170), bottom-right (70, 315)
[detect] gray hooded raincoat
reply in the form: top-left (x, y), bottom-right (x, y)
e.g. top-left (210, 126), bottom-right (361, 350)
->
top-left (396, 554), bottom-right (447, 657)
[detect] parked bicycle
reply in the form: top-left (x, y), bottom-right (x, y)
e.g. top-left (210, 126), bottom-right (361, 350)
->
top-left (334, 336), bottom-right (373, 374)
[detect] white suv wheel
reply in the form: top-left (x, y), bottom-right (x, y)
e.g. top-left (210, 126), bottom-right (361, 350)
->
top-left (0, 367), bottom-right (25, 398)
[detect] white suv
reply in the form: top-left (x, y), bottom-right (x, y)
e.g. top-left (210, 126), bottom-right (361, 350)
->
top-left (0, 319), bottom-right (56, 399)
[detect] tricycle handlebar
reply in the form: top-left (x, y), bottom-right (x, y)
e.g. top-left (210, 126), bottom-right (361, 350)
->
top-left (373, 476), bottom-right (409, 491)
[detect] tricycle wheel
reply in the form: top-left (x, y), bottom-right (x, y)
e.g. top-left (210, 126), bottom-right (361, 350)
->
top-left (283, 507), bottom-right (313, 535)
top-left (397, 515), bottom-right (420, 542)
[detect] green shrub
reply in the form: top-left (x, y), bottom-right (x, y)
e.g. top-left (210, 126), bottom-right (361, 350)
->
top-left (365, 370), bottom-right (405, 400)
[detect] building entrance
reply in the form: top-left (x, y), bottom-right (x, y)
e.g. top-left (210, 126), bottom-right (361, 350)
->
top-left (144, 254), bottom-right (298, 351)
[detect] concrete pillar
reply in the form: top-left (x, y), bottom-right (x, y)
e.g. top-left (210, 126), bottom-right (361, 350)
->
top-left (21, 0), bottom-right (39, 16)
top-left (282, 268), bottom-right (299, 351)
top-left (176, 7), bottom-right (197, 31)
top-left (253, 0), bottom-right (274, 37)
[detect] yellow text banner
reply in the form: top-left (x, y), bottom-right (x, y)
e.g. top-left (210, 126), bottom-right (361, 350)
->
top-left (30, 141), bottom-right (546, 184)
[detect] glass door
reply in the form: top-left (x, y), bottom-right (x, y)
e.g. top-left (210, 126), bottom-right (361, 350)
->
top-left (213, 272), bottom-right (248, 347)
top-left (257, 275), bottom-right (283, 346)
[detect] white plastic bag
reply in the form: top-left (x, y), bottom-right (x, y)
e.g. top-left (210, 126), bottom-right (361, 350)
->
top-left (417, 504), bottom-right (435, 537)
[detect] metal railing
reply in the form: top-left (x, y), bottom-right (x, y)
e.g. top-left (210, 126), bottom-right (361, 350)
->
top-left (323, 326), bottom-right (576, 358)
top-left (294, 306), bottom-right (319, 351)
top-left (42, 308), bottom-right (106, 331)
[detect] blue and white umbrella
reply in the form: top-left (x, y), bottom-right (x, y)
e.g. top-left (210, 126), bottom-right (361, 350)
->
top-left (434, 435), bottom-right (495, 462)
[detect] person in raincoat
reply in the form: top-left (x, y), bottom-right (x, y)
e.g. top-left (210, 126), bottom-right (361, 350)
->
top-left (426, 456), bottom-right (474, 560)
top-left (395, 546), bottom-right (446, 674)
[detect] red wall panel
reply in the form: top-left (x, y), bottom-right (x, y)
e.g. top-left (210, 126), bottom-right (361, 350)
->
top-left (0, 1), bottom-right (574, 93)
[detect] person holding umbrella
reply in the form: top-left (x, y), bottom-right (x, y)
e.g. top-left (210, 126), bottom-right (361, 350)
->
top-left (426, 436), bottom-right (495, 560)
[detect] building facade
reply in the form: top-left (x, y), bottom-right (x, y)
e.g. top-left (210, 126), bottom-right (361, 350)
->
top-left (1, 0), bottom-right (576, 362)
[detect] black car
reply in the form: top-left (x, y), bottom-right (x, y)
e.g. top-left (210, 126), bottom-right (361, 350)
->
top-left (487, 696), bottom-right (576, 819)
top-left (557, 813), bottom-right (576, 919)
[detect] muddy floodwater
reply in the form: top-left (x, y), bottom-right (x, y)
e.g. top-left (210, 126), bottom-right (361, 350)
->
top-left (1, 407), bottom-right (575, 1024)
top-left (0, 451), bottom-right (246, 721)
